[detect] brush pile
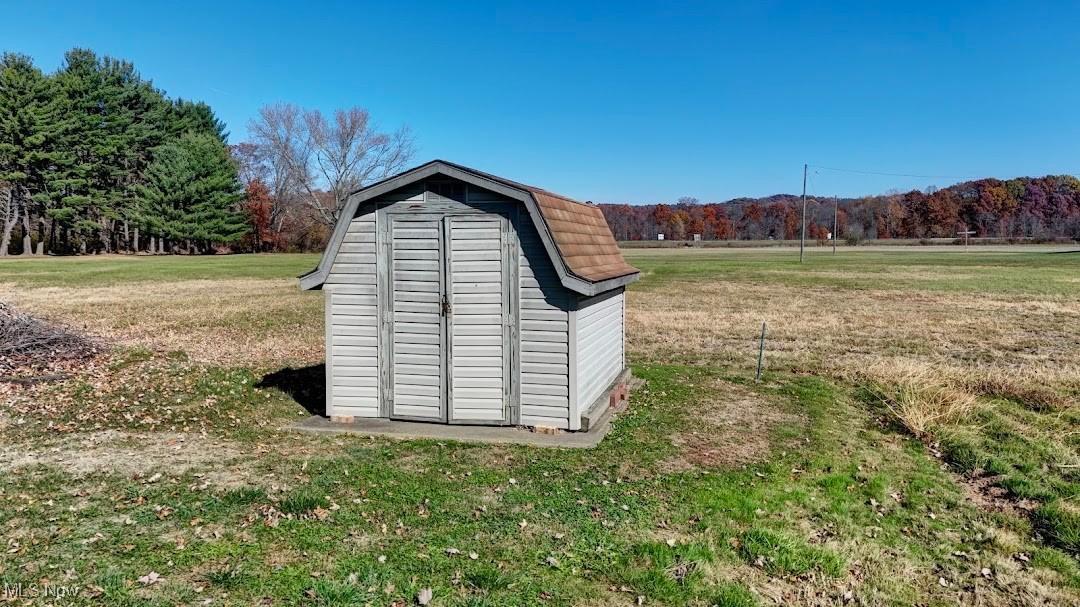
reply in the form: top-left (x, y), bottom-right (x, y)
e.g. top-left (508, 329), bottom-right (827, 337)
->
top-left (0, 301), bottom-right (99, 375)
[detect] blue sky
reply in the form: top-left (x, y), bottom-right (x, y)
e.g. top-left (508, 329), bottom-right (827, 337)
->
top-left (6, 1), bottom-right (1080, 203)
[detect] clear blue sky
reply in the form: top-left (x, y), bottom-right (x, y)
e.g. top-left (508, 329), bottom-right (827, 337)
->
top-left (6, 1), bottom-right (1080, 203)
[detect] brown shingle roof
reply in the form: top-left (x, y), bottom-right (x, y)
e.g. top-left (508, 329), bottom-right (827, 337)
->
top-left (527, 189), bottom-right (639, 282)
top-left (437, 161), bottom-right (638, 283)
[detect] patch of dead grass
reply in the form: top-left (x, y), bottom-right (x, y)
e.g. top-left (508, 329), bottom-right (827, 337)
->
top-left (0, 429), bottom-right (261, 488)
top-left (843, 361), bottom-right (984, 438)
top-left (2, 279), bottom-right (324, 366)
top-left (664, 382), bottom-right (804, 471)
top-left (628, 281), bottom-right (1080, 375)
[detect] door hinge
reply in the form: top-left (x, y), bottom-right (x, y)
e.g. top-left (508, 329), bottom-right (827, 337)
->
top-left (383, 310), bottom-right (392, 324)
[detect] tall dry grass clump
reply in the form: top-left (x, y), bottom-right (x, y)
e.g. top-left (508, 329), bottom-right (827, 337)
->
top-left (951, 366), bottom-right (1076, 412)
top-left (842, 361), bottom-right (983, 439)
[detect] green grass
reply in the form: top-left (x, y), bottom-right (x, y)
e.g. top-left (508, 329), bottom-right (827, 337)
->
top-left (623, 246), bottom-right (1080, 296)
top-left (0, 252), bottom-right (320, 287)
top-left (2, 248), bottom-right (1079, 605)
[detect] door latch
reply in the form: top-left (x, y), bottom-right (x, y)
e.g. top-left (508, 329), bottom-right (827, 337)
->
top-left (441, 295), bottom-right (453, 317)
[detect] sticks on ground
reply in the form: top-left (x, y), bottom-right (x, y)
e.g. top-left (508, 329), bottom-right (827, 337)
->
top-left (0, 301), bottom-right (99, 372)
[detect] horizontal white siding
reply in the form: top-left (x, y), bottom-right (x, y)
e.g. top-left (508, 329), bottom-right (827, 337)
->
top-left (518, 215), bottom-right (572, 429)
top-left (576, 290), bottom-right (624, 415)
top-left (325, 207), bottom-right (380, 417)
top-left (390, 218), bottom-right (444, 420)
top-left (449, 216), bottom-right (508, 422)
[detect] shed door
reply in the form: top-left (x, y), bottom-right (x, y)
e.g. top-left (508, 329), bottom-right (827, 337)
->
top-left (385, 213), bottom-right (512, 424)
top-left (446, 215), bottom-right (511, 424)
top-left (389, 217), bottom-right (445, 421)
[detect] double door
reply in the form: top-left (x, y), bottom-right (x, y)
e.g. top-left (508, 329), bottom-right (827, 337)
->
top-left (384, 213), bottom-right (514, 424)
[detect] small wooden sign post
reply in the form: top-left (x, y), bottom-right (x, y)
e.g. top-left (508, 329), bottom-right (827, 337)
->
top-left (957, 229), bottom-right (975, 252)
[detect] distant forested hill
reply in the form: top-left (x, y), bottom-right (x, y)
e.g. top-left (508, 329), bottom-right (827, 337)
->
top-left (601, 176), bottom-right (1080, 242)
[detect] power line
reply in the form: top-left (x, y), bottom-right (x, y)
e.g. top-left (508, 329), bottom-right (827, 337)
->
top-left (809, 165), bottom-right (983, 180)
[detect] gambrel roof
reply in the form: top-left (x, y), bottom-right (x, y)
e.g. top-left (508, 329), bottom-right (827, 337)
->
top-left (300, 160), bottom-right (639, 296)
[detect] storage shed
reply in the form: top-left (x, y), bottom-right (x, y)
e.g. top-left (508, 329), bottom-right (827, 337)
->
top-left (300, 160), bottom-right (639, 431)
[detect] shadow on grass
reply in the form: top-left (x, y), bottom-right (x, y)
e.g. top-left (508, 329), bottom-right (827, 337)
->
top-left (258, 363), bottom-right (325, 416)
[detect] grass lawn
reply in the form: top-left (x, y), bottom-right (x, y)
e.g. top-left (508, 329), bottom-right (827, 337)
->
top-left (1, 246), bottom-right (1078, 606)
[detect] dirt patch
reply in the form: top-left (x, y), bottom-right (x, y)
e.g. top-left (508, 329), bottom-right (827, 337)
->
top-left (0, 429), bottom-right (262, 488)
top-left (662, 382), bottom-right (804, 470)
top-left (956, 473), bottom-right (1039, 517)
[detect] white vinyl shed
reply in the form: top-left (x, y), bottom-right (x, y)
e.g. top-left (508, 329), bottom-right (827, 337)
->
top-left (300, 160), bottom-right (639, 431)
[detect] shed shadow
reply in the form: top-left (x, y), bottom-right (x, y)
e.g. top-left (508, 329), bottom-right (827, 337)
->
top-left (258, 364), bottom-right (325, 417)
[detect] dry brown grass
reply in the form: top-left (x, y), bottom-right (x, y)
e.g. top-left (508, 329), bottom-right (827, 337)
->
top-left (842, 361), bottom-right (984, 437)
top-left (2, 278), bottom-right (324, 366)
top-left (627, 281), bottom-right (1079, 371)
top-left (626, 280), bottom-right (1080, 406)
top-left (664, 380), bottom-right (804, 471)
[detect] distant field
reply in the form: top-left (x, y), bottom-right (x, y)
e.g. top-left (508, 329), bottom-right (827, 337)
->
top-left (1, 247), bottom-right (1079, 606)
top-left (620, 238), bottom-right (1079, 249)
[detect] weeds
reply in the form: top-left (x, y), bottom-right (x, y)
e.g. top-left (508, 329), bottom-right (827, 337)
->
top-left (850, 362), bottom-right (983, 438)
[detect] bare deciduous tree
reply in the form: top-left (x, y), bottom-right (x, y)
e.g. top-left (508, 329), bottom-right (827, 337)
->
top-left (248, 103), bottom-right (416, 226)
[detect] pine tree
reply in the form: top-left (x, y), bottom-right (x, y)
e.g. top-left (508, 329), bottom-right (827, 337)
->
top-left (0, 53), bottom-right (57, 255)
top-left (135, 132), bottom-right (247, 252)
top-left (169, 98), bottom-right (229, 143)
top-left (48, 48), bottom-right (103, 253)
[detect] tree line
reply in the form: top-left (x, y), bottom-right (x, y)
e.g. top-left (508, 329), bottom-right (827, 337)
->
top-left (601, 176), bottom-right (1080, 243)
top-left (0, 49), bottom-right (249, 255)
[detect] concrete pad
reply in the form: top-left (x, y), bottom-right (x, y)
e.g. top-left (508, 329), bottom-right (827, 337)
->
top-left (286, 370), bottom-right (641, 448)
top-left (286, 415), bottom-right (613, 448)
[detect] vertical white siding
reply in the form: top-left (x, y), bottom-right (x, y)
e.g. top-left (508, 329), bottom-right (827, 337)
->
top-left (325, 207), bottom-right (380, 417)
top-left (575, 290), bottom-right (625, 417)
top-left (518, 214), bottom-right (572, 429)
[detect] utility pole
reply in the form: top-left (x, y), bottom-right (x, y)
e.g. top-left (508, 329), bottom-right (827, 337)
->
top-left (800, 163), bottom-right (807, 263)
top-left (833, 195), bottom-right (838, 254)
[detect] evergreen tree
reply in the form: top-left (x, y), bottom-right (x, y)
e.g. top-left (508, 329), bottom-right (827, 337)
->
top-left (135, 132), bottom-right (247, 251)
top-left (0, 53), bottom-right (57, 255)
top-left (48, 48), bottom-right (103, 252)
top-left (169, 98), bottom-right (229, 143)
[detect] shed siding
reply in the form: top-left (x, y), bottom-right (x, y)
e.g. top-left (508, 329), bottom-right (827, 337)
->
top-left (324, 181), bottom-right (582, 428)
top-left (325, 205), bottom-right (381, 417)
top-left (518, 215), bottom-right (572, 429)
top-left (575, 289), bottom-right (625, 416)
top-left (469, 185), bottom-right (573, 428)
